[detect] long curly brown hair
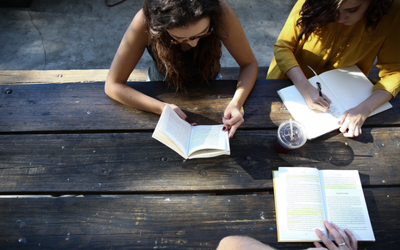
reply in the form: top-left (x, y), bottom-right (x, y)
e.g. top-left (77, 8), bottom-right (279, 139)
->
top-left (143, 0), bottom-right (226, 91)
top-left (296, 0), bottom-right (393, 40)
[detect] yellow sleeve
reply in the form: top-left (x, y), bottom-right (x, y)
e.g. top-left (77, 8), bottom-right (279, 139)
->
top-left (373, 8), bottom-right (400, 98)
top-left (273, 0), bottom-right (305, 75)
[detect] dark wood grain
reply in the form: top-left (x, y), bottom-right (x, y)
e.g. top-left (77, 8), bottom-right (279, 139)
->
top-left (1, 80), bottom-right (399, 133)
top-left (0, 189), bottom-right (398, 250)
top-left (1, 127), bottom-right (399, 193)
top-left (0, 72), bottom-right (398, 249)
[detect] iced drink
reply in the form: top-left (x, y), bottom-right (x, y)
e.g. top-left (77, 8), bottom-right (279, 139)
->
top-left (275, 120), bottom-right (307, 154)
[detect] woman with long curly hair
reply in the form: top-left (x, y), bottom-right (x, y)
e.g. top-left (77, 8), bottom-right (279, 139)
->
top-left (105, 0), bottom-right (258, 138)
top-left (267, 0), bottom-right (399, 137)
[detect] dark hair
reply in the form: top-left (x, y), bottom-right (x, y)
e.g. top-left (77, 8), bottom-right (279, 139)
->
top-left (296, 0), bottom-right (393, 40)
top-left (143, 0), bottom-right (226, 91)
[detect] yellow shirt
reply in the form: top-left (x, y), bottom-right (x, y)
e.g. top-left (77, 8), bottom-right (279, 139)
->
top-left (267, 0), bottom-right (400, 97)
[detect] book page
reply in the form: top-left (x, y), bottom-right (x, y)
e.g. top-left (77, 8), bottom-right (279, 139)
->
top-left (273, 167), bottom-right (327, 242)
top-left (319, 170), bottom-right (375, 241)
top-left (187, 148), bottom-right (230, 159)
top-left (278, 80), bottom-right (346, 139)
top-left (187, 125), bottom-right (229, 158)
top-left (320, 65), bottom-right (392, 116)
top-left (152, 105), bottom-right (192, 158)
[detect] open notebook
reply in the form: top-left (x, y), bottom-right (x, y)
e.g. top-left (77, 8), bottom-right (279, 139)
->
top-left (277, 65), bottom-right (392, 139)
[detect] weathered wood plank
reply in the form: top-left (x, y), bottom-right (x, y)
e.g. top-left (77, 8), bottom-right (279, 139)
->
top-left (0, 65), bottom-right (379, 85)
top-left (0, 67), bottom-right (269, 85)
top-left (0, 128), bottom-right (399, 193)
top-left (0, 69), bottom-right (147, 84)
top-left (1, 80), bottom-right (399, 132)
top-left (0, 189), bottom-right (398, 249)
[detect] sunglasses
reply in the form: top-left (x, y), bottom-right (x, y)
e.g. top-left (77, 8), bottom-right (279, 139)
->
top-left (170, 27), bottom-right (213, 45)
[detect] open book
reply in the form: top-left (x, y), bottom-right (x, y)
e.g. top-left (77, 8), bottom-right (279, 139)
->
top-left (273, 167), bottom-right (375, 242)
top-left (152, 104), bottom-right (230, 159)
top-left (277, 65), bottom-right (392, 139)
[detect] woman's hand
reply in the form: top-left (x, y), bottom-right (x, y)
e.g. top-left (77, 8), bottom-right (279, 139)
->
top-left (168, 104), bottom-right (187, 120)
top-left (222, 103), bottom-right (244, 139)
top-left (285, 67), bottom-right (332, 112)
top-left (168, 103), bottom-right (197, 126)
top-left (309, 221), bottom-right (357, 250)
top-left (338, 105), bottom-right (370, 137)
top-left (302, 84), bottom-right (332, 112)
top-left (337, 89), bottom-right (393, 137)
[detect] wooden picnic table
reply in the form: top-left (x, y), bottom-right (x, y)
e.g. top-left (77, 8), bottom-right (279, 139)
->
top-left (0, 68), bottom-right (399, 249)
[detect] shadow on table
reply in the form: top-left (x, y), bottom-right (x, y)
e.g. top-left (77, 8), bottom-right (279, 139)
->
top-left (289, 129), bottom-right (375, 167)
top-left (295, 141), bottom-right (356, 166)
top-left (183, 110), bottom-right (220, 125)
top-left (233, 129), bottom-right (377, 181)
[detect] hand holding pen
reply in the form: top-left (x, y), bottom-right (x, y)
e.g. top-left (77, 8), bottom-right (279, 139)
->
top-left (316, 82), bottom-right (323, 97)
top-left (309, 81), bottom-right (331, 112)
top-left (286, 65), bottom-right (332, 113)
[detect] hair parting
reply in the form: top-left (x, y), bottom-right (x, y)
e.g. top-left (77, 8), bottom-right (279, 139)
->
top-left (143, 0), bottom-right (227, 91)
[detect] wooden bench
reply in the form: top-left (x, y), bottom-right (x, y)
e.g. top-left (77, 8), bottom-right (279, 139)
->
top-left (0, 67), bottom-right (398, 249)
top-left (0, 67), bottom-right (269, 84)
top-left (0, 65), bottom-right (380, 84)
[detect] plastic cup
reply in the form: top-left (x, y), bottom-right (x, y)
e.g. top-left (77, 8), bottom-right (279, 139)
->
top-left (275, 120), bottom-right (307, 154)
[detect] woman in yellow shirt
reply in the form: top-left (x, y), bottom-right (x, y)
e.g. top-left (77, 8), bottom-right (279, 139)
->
top-left (268, 0), bottom-right (400, 137)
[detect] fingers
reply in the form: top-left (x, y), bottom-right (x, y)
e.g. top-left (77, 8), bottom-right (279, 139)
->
top-left (228, 124), bottom-right (239, 139)
top-left (222, 115), bottom-right (244, 139)
top-left (325, 221), bottom-right (358, 250)
top-left (338, 107), bottom-right (369, 138)
top-left (309, 95), bottom-right (330, 113)
top-left (318, 96), bottom-right (331, 110)
top-left (303, 85), bottom-right (331, 112)
top-left (338, 111), bottom-right (348, 127)
top-left (323, 94), bottom-right (332, 105)
top-left (169, 104), bottom-right (188, 121)
top-left (312, 97), bottom-right (330, 112)
top-left (315, 228), bottom-right (337, 250)
top-left (324, 221), bottom-right (346, 245)
top-left (344, 228), bottom-right (358, 250)
top-left (313, 221), bottom-right (357, 250)
top-left (338, 112), bottom-right (362, 137)
top-left (313, 242), bottom-right (324, 248)
top-left (343, 127), bottom-right (361, 137)
top-left (174, 109), bottom-right (187, 121)
top-left (330, 223), bottom-right (351, 248)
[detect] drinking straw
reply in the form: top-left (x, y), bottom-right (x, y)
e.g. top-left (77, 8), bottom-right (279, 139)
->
top-left (290, 118), bottom-right (293, 140)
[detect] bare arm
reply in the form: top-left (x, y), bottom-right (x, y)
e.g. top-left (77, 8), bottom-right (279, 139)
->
top-left (104, 9), bottom-right (168, 116)
top-left (286, 66), bottom-right (332, 112)
top-left (219, 0), bottom-right (258, 138)
top-left (216, 236), bottom-right (276, 250)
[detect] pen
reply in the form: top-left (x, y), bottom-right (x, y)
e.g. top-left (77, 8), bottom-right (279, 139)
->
top-left (316, 82), bottom-right (323, 97)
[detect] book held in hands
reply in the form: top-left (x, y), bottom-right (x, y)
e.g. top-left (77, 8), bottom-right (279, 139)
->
top-left (273, 167), bottom-right (375, 242)
top-left (152, 104), bottom-right (230, 159)
top-left (277, 65), bottom-right (392, 139)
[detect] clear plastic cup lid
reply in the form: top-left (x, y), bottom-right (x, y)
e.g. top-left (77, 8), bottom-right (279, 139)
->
top-left (277, 120), bottom-right (307, 149)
